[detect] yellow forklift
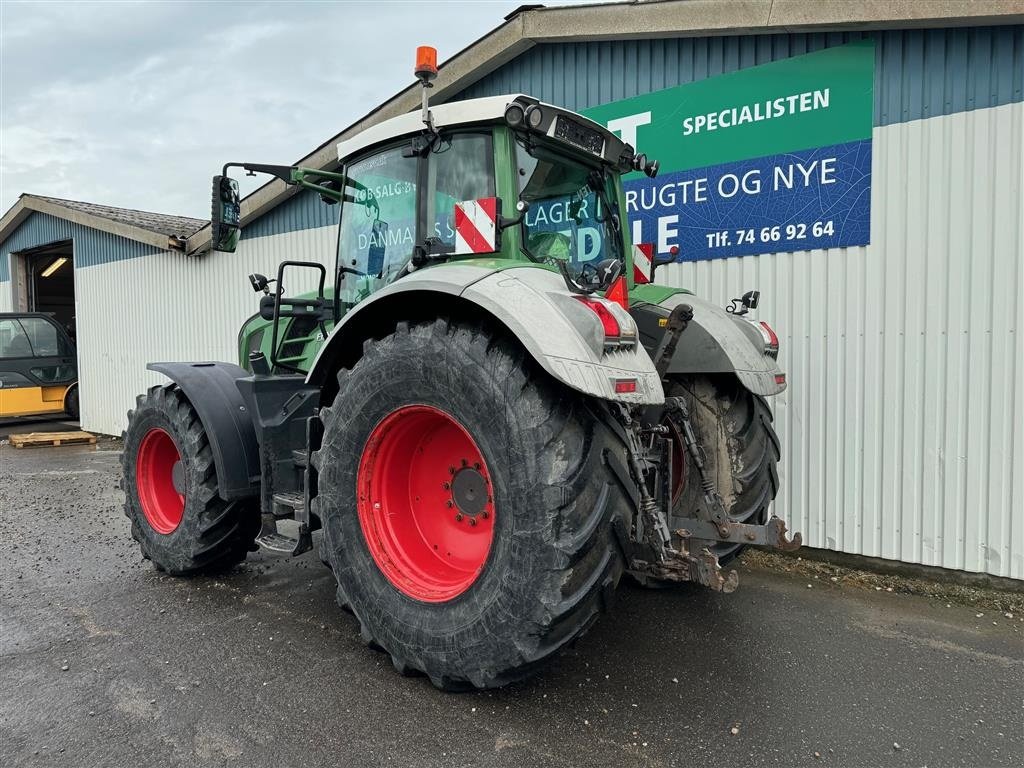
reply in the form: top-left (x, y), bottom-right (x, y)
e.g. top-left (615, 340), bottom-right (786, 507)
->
top-left (0, 312), bottom-right (79, 419)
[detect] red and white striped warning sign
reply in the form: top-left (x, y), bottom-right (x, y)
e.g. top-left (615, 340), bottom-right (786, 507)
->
top-left (454, 197), bottom-right (498, 254)
top-left (633, 243), bottom-right (653, 284)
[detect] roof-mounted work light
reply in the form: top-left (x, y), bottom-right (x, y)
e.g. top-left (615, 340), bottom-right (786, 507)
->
top-left (524, 104), bottom-right (544, 129)
top-left (504, 103), bottom-right (525, 128)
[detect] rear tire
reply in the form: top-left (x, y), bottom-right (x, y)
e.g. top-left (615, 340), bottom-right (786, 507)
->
top-left (121, 384), bottom-right (260, 575)
top-left (668, 374), bottom-right (780, 564)
top-left (313, 319), bottom-right (630, 690)
top-left (630, 374), bottom-right (780, 588)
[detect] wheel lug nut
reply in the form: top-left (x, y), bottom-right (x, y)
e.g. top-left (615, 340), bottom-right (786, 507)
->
top-left (445, 500), bottom-right (454, 508)
top-left (442, 481), bottom-right (451, 490)
top-left (455, 513), bottom-right (464, 522)
top-left (448, 466), bottom-right (456, 475)
top-left (481, 511), bottom-right (489, 519)
top-left (473, 462), bottom-right (481, 470)
top-left (469, 518), bottom-right (477, 526)
top-left (461, 458), bottom-right (468, 467)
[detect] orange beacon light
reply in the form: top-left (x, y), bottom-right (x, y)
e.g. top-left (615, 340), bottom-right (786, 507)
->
top-left (415, 46), bottom-right (438, 81)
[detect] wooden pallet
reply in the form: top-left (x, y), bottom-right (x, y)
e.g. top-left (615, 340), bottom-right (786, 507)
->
top-left (8, 430), bottom-right (97, 449)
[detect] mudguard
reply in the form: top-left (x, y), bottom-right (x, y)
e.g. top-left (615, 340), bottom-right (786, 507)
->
top-left (657, 294), bottom-right (785, 396)
top-left (147, 362), bottom-right (260, 500)
top-left (306, 264), bottom-right (664, 405)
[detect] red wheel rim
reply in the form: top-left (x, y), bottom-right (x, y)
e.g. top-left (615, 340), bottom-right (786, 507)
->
top-left (357, 405), bottom-right (495, 603)
top-left (135, 427), bottom-right (185, 534)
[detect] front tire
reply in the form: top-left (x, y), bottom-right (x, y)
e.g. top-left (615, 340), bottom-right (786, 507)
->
top-left (313, 319), bottom-right (630, 690)
top-left (63, 383), bottom-right (79, 420)
top-left (121, 384), bottom-right (260, 575)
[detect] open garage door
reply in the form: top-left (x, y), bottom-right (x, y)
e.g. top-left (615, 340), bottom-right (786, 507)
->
top-left (20, 241), bottom-right (76, 341)
top-left (1, 240), bottom-right (80, 426)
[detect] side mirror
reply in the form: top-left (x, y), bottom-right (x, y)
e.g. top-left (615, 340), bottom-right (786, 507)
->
top-left (211, 175), bottom-right (241, 253)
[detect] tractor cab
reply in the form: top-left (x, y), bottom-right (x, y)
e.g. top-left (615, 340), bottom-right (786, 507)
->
top-left (223, 73), bottom-right (657, 376)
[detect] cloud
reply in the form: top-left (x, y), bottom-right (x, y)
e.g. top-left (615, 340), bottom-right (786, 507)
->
top-left (1, 1), bottom-right (587, 219)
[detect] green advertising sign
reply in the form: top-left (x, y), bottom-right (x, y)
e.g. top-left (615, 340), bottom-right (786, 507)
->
top-left (585, 39), bottom-right (874, 172)
top-left (583, 40), bottom-right (875, 260)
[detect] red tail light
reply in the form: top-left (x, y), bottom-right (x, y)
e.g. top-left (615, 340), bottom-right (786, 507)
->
top-left (574, 296), bottom-right (620, 337)
top-left (757, 320), bottom-right (779, 358)
top-left (614, 379), bottom-right (638, 394)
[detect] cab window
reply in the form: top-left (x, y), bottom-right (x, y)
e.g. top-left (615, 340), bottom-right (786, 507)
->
top-left (516, 141), bottom-right (611, 267)
top-left (426, 133), bottom-right (495, 250)
top-left (0, 319), bottom-right (33, 359)
top-left (337, 145), bottom-right (418, 308)
top-left (17, 317), bottom-right (67, 357)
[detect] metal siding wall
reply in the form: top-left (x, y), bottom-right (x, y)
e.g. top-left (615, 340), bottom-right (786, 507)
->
top-left (73, 226), bottom-right (336, 437)
top-left (655, 102), bottom-right (1023, 579)
top-left (455, 27), bottom-right (1023, 127)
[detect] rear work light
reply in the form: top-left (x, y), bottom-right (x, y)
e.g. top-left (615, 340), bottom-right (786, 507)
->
top-left (574, 295), bottom-right (638, 352)
top-left (613, 379), bottom-right (638, 394)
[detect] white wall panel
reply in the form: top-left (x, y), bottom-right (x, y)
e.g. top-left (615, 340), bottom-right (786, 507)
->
top-left (73, 226), bottom-right (335, 439)
top-left (0, 281), bottom-right (11, 312)
top-left (657, 102), bottom-right (1023, 579)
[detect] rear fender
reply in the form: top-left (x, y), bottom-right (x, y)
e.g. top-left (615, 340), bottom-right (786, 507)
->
top-left (306, 264), bottom-right (664, 405)
top-left (655, 294), bottom-right (785, 396)
top-left (147, 362), bottom-right (260, 500)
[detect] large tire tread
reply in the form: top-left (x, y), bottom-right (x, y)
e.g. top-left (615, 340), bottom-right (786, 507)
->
top-left (313, 319), bottom-right (629, 690)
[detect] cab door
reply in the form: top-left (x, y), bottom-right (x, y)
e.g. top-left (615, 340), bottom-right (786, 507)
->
top-left (0, 314), bottom-right (77, 417)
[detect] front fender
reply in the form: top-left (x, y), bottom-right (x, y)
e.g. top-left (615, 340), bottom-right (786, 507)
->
top-left (306, 264), bottom-right (664, 405)
top-left (147, 362), bottom-right (260, 500)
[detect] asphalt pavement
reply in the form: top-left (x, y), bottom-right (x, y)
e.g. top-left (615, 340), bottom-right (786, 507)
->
top-left (1, 442), bottom-right (1021, 768)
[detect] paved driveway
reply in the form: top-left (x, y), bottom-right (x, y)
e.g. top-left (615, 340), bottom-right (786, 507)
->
top-left (1, 443), bottom-right (1021, 767)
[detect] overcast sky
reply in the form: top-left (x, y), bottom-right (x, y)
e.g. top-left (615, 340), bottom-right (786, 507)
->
top-left (0, 1), bottom-right (595, 221)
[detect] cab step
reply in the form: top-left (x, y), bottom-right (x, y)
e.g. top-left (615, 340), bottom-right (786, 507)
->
top-left (272, 491), bottom-right (305, 514)
top-left (255, 517), bottom-right (312, 556)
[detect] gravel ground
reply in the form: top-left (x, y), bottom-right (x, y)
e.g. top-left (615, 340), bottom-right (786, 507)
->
top-left (1, 441), bottom-right (1021, 767)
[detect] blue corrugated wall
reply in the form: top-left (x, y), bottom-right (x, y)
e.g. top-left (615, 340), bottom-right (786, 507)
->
top-left (241, 184), bottom-right (337, 241)
top-left (456, 26), bottom-right (1023, 125)
top-left (0, 211), bottom-right (161, 282)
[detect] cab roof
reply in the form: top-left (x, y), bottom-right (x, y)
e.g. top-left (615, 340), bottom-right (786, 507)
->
top-left (336, 95), bottom-right (520, 163)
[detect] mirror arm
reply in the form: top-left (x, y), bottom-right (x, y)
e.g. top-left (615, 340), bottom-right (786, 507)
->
top-left (496, 213), bottom-right (525, 231)
top-left (497, 200), bottom-right (531, 232)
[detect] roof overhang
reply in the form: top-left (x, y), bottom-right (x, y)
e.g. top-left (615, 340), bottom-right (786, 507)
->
top-left (0, 195), bottom-right (183, 253)
top-left (185, 0), bottom-right (1024, 255)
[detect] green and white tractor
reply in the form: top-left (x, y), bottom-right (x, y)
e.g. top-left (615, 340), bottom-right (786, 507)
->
top-left (121, 50), bottom-right (799, 689)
